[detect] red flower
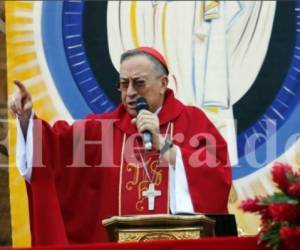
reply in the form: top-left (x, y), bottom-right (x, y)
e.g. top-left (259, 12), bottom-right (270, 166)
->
top-left (260, 210), bottom-right (272, 224)
top-left (271, 163), bottom-right (293, 193)
top-left (240, 197), bottom-right (271, 222)
top-left (279, 226), bottom-right (300, 250)
top-left (288, 182), bottom-right (300, 199)
top-left (268, 204), bottom-right (300, 222)
top-left (240, 163), bottom-right (300, 250)
top-left (239, 197), bottom-right (264, 213)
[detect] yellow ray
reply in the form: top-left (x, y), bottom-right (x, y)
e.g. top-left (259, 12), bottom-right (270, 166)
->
top-left (6, 1), bottom-right (59, 246)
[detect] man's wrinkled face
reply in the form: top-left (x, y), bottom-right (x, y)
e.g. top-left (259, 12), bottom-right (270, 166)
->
top-left (119, 55), bottom-right (168, 117)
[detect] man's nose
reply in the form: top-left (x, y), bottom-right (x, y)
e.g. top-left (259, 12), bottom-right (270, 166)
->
top-left (127, 82), bottom-right (137, 96)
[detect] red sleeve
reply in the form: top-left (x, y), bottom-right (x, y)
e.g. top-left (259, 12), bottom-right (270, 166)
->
top-left (175, 107), bottom-right (231, 213)
top-left (27, 114), bottom-right (115, 245)
top-left (28, 118), bottom-right (74, 245)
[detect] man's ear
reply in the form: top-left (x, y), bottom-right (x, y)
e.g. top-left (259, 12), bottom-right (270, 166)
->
top-left (160, 75), bottom-right (169, 94)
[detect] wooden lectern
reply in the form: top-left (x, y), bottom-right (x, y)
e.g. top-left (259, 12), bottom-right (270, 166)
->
top-left (102, 214), bottom-right (215, 242)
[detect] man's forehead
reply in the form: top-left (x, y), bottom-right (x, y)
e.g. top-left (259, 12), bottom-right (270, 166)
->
top-left (120, 54), bottom-right (153, 66)
top-left (119, 72), bottom-right (149, 79)
top-left (120, 56), bottom-right (155, 76)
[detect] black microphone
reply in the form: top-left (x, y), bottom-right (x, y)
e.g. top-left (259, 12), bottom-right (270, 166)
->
top-left (136, 97), bottom-right (152, 150)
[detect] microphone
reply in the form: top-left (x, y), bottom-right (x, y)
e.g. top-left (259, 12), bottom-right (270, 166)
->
top-left (136, 97), bottom-right (152, 150)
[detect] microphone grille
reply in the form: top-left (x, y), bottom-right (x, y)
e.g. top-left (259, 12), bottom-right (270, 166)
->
top-left (136, 97), bottom-right (149, 113)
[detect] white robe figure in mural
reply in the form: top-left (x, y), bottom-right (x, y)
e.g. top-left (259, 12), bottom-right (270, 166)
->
top-left (106, 1), bottom-right (276, 165)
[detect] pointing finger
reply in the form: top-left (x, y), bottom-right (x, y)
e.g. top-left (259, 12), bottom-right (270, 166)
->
top-left (13, 80), bottom-right (27, 94)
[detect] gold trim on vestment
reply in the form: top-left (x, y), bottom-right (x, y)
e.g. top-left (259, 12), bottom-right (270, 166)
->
top-left (125, 163), bottom-right (140, 191)
top-left (118, 133), bottom-right (127, 215)
top-left (167, 122), bottom-right (174, 214)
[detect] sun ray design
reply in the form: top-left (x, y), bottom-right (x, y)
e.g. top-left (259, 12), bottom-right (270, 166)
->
top-left (6, 1), bottom-right (62, 246)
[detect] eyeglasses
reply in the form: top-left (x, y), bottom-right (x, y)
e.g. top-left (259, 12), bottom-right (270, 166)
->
top-left (118, 79), bottom-right (147, 92)
top-left (118, 75), bottom-right (164, 92)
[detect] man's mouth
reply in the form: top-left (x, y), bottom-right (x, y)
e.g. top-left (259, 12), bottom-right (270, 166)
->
top-left (126, 101), bottom-right (136, 109)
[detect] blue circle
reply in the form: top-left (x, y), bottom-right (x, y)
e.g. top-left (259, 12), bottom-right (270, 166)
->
top-left (41, 1), bottom-right (91, 119)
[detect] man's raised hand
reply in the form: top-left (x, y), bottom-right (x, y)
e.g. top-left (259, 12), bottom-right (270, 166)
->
top-left (9, 80), bottom-right (32, 124)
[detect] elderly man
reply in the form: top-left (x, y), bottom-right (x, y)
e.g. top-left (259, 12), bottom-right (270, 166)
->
top-left (10, 47), bottom-right (231, 245)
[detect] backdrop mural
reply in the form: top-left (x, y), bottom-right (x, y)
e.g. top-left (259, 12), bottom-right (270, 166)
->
top-left (5, 0), bottom-right (300, 246)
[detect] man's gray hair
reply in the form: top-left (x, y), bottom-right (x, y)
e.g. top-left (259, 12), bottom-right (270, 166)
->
top-left (120, 49), bottom-right (169, 77)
